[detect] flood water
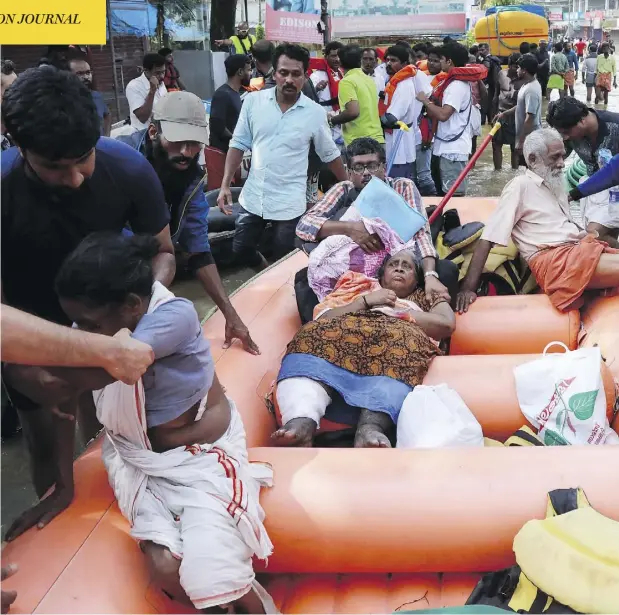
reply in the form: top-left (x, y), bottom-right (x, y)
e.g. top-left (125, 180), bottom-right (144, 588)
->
top-left (2, 78), bottom-right (617, 534)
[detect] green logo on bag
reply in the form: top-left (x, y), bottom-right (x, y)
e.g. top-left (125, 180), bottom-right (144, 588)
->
top-left (550, 389), bottom-right (599, 443)
top-left (544, 429), bottom-right (569, 446)
top-left (569, 390), bottom-right (598, 421)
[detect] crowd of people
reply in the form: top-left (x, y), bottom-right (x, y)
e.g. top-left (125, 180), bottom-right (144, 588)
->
top-left (1, 30), bottom-right (619, 614)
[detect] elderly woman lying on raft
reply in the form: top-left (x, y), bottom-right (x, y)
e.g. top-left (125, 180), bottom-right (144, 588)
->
top-left (50, 233), bottom-right (276, 614)
top-left (274, 250), bottom-right (456, 448)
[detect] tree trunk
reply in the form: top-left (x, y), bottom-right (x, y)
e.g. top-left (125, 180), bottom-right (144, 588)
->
top-left (156, 1), bottom-right (166, 48)
top-left (210, 0), bottom-right (237, 50)
top-left (321, 0), bottom-right (330, 45)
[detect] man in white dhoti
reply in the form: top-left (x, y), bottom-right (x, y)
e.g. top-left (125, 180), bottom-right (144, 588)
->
top-left (52, 232), bottom-right (277, 613)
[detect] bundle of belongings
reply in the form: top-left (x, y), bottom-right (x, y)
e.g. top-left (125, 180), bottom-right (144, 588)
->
top-left (466, 488), bottom-right (619, 614)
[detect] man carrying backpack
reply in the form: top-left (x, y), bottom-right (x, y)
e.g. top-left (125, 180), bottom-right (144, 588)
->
top-left (416, 43), bottom-right (487, 197)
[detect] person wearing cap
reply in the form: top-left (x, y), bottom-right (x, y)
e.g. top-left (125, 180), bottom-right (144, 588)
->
top-left (117, 91), bottom-right (259, 354)
top-left (495, 54), bottom-right (542, 161)
top-left (214, 22), bottom-right (256, 57)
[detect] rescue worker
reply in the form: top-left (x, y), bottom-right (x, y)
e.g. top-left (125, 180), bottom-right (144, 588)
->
top-left (215, 22), bottom-right (256, 58)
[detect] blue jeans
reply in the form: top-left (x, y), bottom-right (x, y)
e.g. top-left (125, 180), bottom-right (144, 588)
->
top-left (438, 157), bottom-right (468, 196)
top-left (412, 145), bottom-right (437, 196)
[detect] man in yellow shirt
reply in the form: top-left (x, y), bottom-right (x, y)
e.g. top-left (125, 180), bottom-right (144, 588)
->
top-left (595, 42), bottom-right (616, 105)
top-left (330, 44), bottom-right (384, 146)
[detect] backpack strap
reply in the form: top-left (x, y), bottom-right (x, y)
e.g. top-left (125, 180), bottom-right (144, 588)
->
top-left (434, 89), bottom-right (473, 143)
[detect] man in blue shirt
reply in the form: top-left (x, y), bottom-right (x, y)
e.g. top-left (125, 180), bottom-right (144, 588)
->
top-left (68, 54), bottom-right (111, 136)
top-left (117, 91), bottom-right (258, 354)
top-left (217, 43), bottom-right (347, 269)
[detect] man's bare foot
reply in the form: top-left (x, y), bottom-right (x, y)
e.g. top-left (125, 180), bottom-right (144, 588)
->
top-left (354, 423), bottom-right (392, 448)
top-left (272, 417), bottom-right (316, 447)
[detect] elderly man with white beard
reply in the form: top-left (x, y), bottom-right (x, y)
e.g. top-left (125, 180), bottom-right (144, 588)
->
top-left (456, 128), bottom-right (619, 313)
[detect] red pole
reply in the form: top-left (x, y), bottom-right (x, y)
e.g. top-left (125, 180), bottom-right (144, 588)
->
top-left (428, 121), bottom-right (502, 225)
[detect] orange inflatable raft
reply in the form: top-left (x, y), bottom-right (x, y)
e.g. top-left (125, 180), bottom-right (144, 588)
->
top-left (3, 199), bottom-right (619, 614)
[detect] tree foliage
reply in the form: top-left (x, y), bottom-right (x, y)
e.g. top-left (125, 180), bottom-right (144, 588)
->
top-left (148, 0), bottom-right (204, 47)
top-left (464, 28), bottom-right (477, 47)
top-left (210, 0), bottom-right (238, 49)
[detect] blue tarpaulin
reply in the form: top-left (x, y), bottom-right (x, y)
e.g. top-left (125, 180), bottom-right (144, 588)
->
top-left (108, 1), bottom-right (156, 36)
top-left (108, 1), bottom-right (205, 40)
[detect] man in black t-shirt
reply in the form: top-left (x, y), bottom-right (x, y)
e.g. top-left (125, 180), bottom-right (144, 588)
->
top-left (209, 54), bottom-right (251, 153)
top-left (547, 97), bottom-right (619, 246)
top-left (535, 40), bottom-right (550, 97)
top-left (1, 66), bottom-right (176, 540)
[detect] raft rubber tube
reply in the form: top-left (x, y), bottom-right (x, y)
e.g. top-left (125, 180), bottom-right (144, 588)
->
top-left (251, 446), bottom-right (619, 574)
top-left (580, 295), bottom-right (619, 388)
top-left (271, 354), bottom-right (617, 441)
top-left (4, 444), bottom-right (619, 613)
top-left (449, 295), bottom-right (580, 355)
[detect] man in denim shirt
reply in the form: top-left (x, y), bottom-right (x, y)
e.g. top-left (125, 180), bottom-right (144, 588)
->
top-left (118, 91), bottom-right (258, 354)
top-left (217, 43), bottom-right (347, 269)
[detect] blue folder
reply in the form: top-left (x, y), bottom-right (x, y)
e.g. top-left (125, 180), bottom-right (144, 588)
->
top-left (353, 177), bottom-right (427, 242)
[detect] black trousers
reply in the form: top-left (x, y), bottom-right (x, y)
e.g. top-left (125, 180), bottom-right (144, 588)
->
top-left (538, 72), bottom-right (549, 97)
top-left (232, 206), bottom-right (301, 267)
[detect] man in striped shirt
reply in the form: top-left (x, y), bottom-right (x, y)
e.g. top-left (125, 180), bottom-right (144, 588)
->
top-left (294, 137), bottom-right (459, 322)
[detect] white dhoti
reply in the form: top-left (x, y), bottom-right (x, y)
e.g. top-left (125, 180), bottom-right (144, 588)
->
top-left (94, 379), bottom-right (276, 611)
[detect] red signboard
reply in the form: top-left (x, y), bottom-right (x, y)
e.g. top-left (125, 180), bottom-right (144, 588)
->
top-left (265, 5), bottom-right (323, 44)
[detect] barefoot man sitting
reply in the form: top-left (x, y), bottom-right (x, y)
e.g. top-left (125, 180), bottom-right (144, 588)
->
top-left (457, 128), bottom-right (619, 313)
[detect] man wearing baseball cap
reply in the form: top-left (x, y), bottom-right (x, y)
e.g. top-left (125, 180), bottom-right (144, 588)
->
top-left (119, 90), bottom-right (258, 354)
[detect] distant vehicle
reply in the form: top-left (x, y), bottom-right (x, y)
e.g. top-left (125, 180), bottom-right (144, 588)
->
top-left (475, 5), bottom-right (549, 59)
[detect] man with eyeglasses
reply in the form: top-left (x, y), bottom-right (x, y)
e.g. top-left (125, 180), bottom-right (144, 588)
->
top-left (68, 54), bottom-right (111, 136)
top-left (125, 53), bottom-right (168, 131)
top-left (294, 137), bottom-right (458, 322)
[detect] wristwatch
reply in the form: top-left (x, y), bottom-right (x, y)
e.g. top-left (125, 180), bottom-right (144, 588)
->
top-left (424, 271), bottom-right (439, 279)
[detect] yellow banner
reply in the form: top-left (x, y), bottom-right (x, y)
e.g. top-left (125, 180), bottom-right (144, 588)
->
top-left (0, 0), bottom-right (106, 44)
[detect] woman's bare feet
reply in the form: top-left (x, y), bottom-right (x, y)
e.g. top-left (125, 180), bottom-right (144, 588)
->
top-left (271, 417), bottom-right (317, 447)
top-left (354, 409), bottom-right (393, 448)
top-left (354, 423), bottom-right (392, 448)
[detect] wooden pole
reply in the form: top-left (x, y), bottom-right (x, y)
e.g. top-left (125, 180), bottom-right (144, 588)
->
top-left (105, 0), bottom-right (122, 121)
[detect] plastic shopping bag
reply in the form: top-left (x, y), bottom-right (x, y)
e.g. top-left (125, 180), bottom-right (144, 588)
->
top-left (396, 384), bottom-right (484, 448)
top-left (514, 342), bottom-right (619, 446)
